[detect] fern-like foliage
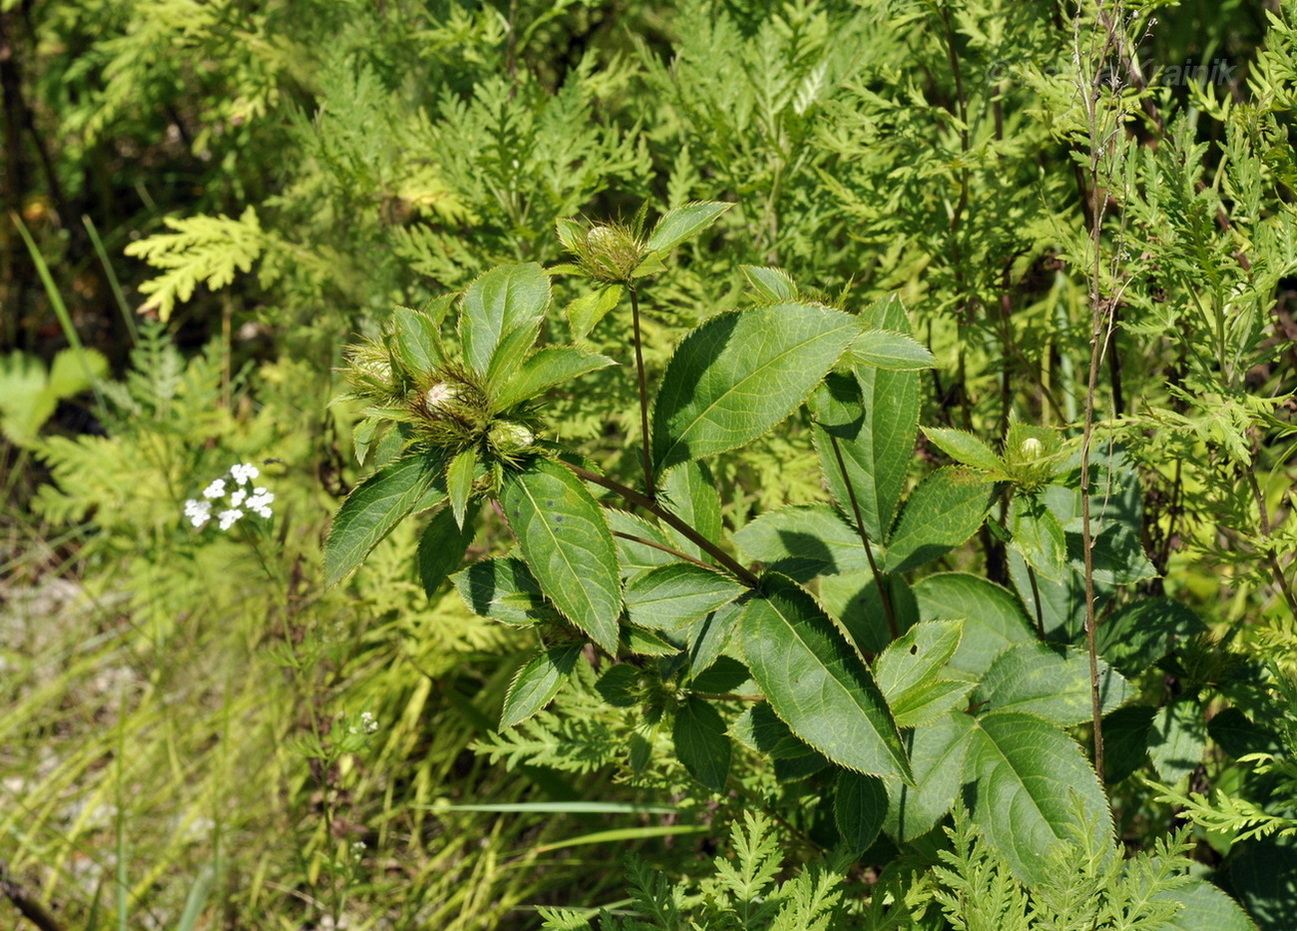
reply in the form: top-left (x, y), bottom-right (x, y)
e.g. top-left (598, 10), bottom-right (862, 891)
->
top-left (123, 207), bottom-right (270, 320)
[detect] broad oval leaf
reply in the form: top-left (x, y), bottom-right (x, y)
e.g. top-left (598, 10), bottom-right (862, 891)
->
top-left (742, 265), bottom-right (799, 303)
top-left (452, 557), bottom-right (561, 626)
top-left (964, 710), bottom-right (1114, 885)
top-left (922, 426), bottom-right (1003, 473)
top-left (1095, 598), bottom-right (1205, 677)
top-left (459, 262), bottom-right (549, 375)
top-left (499, 644), bottom-right (583, 729)
top-left (732, 505), bottom-right (870, 582)
top-left (493, 346), bottom-right (616, 411)
top-left (563, 284), bottom-right (622, 341)
top-left (884, 468), bottom-right (993, 574)
top-left (884, 711), bottom-right (977, 842)
top-left (325, 450), bottom-right (446, 586)
top-left (913, 573), bottom-right (1035, 676)
top-left (673, 697), bottom-right (731, 792)
top-left (972, 642), bottom-right (1130, 726)
top-left (1010, 494), bottom-right (1067, 581)
top-left (847, 329), bottom-right (936, 370)
top-left (875, 620), bottom-right (974, 729)
top-left (740, 574), bottom-right (911, 781)
top-left (835, 770), bottom-right (887, 853)
top-left (501, 459), bottom-right (622, 653)
top-left (811, 361), bottom-right (919, 542)
top-left (646, 201), bottom-right (732, 253)
top-left (606, 509), bottom-right (678, 578)
top-left (392, 305), bottom-right (444, 374)
top-left (417, 505), bottom-right (477, 596)
top-left (660, 461), bottom-right (724, 564)
top-left (652, 304), bottom-right (861, 471)
top-left (1156, 879), bottom-right (1258, 931)
top-left (625, 563), bottom-right (745, 634)
top-left (447, 447), bottom-right (477, 528)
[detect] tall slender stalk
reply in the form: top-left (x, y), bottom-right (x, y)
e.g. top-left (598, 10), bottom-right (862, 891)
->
top-left (1075, 1), bottom-right (1126, 780)
top-left (628, 284), bottom-right (656, 499)
top-left (827, 432), bottom-right (897, 640)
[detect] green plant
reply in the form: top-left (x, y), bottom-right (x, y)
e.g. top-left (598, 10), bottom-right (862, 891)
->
top-left (323, 189), bottom-right (1248, 923)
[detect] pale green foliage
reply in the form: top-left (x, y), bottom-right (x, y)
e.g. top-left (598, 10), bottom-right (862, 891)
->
top-left (123, 207), bottom-right (270, 320)
top-left (539, 813), bottom-right (845, 930)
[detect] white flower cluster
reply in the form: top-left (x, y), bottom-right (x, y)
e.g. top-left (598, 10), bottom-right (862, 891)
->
top-left (184, 462), bottom-right (274, 530)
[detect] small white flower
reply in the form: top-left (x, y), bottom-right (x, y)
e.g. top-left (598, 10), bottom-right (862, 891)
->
top-left (361, 711), bottom-right (378, 734)
top-left (230, 462), bottom-right (260, 486)
top-left (229, 488), bottom-right (247, 508)
top-left (246, 489), bottom-right (274, 519)
top-left (184, 499), bottom-right (211, 528)
top-left (217, 509), bottom-right (243, 530)
top-left (202, 479), bottom-right (226, 499)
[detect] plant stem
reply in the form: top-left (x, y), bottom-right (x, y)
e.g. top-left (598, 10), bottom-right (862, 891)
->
top-left (610, 530), bottom-right (715, 573)
top-left (628, 284), bottom-right (656, 499)
top-left (827, 432), bottom-right (897, 640)
top-left (1026, 563), bottom-right (1046, 640)
top-left (1243, 466), bottom-right (1297, 620)
top-left (565, 461), bottom-right (759, 587)
top-left (1076, 3), bottom-right (1124, 781)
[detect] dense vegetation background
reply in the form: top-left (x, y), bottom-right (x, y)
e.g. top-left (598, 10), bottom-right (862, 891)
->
top-left (2, 0), bottom-right (1295, 928)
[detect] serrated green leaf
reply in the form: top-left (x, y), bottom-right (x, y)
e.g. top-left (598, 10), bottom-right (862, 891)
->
top-left (884, 468), bottom-right (993, 573)
top-left (501, 459), bottom-right (622, 653)
top-left (1156, 879), bottom-right (1258, 931)
top-left (884, 711), bottom-right (976, 842)
top-left (452, 557), bottom-right (560, 626)
top-left (835, 770), bottom-right (887, 854)
top-left (500, 644), bottom-right (583, 729)
top-left (875, 620), bottom-right (973, 729)
top-left (1095, 598), bottom-right (1205, 676)
top-left (447, 448), bottom-right (477, 528)
top-left (660, 461), bottom-right (723, 563)
top-left (652, 304), bottom-right (860, 471)
top-left (563, 284), bottom-right (622, 341)
top-left (646, 201), bottom-right (732, 253)
top-left (1010, 494), bottom-right (1068, 581)
top-left (484, 320), bottom-right (543, 389)
top-left (624, 626), bottom-right (680, 656)
top-left (1148, 701), bottom-right (1207, 784)
top-left (1102, 705), bottom-right (1157, 783)
top-left (730, 701), bottom-right (817, 761)
top-left (732, 505), bottom-right (870, 582)
top-left (416, 505), bottom-right (477, 597)
top-left (740, 575), bottom-right (910, 781)
top-left (606, 509), bottom-right (678, 578)
top-left (963, 711), bottom-right (1114, 885)
top-left (325, 451), bottom-right (446, 586)
top-left (922, 426), bottom-right (1004, 473)
top-left (687, 599), bottom-right (743, 676)
top-left (493, 346), bottom-right (615, 410)
top-left (811, 363), bottom-right (919, 542)
top-left (742, 265), bottom-right (799, 302)
top-left (624, 563), bottom-right (745, 634)
top-left (847, 329), bottom-right (936, 370)
top-left (392, 305), bottom-right (444, 374)
top-left (913, 574), bottom-right (1037, 676)
top-left (352, 415), bottom-right (383, 467)
top-left (820, 572), bottom-right (919, 656)
top-left (972, 642), bottom-right (1130, 726)
top-left (673, 697), bottom-right (731, 792)
top-left (459, 262), bottom-right (549, 376)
